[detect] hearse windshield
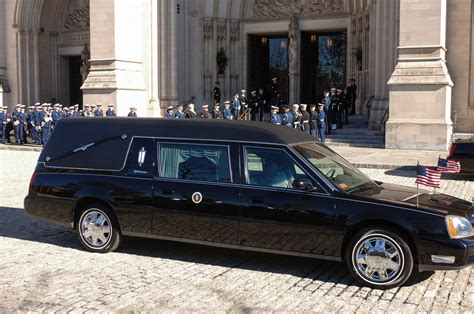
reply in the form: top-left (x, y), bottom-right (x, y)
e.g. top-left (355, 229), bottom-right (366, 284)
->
top-left (294, 143), bottom-right (377, 193)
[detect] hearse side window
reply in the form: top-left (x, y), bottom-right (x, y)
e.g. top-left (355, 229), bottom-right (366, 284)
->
top-left (159, 143), bottom-right (231, 183)
top-left (126, 138), bottom-right (155, 178)
top-left (245, 147), bottom-right (311, 190)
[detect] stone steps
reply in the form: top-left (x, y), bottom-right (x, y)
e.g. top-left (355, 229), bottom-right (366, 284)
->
top-left (325, 114), bottom-right (385, 148)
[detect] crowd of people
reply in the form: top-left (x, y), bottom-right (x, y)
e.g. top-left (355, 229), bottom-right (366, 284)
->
top-left (0, 77), bottom-right (357, 146)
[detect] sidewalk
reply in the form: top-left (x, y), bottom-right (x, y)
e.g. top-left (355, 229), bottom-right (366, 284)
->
top-left (0, 142), bottom-right (447, 169)
top-left (330, 146), bottom-right (447, 169)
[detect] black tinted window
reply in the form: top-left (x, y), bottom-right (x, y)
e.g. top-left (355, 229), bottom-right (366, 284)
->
top-left (159, 143), bottom-right (231, 183)
top-left (127, 138), bottom-right (155, 178)
top-left (454, 143), bottom-right (474, 155)
top-left (245, 147), bottom-right (310, 189)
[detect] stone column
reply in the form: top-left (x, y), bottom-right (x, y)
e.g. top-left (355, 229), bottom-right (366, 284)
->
top-left (82, 0), bottom-right (148, 116)
top-left (386, 0), bottom-right (453, 150)
top-left (149, 0), bottom-right (160, 116)
top-left (16, 29), bottom-right (24, 104)
top-left (49, 31), bottom-right (59, 99)
top-left (25, 30), bottom-right (31, 105)
top-left (157, 0), bottom-right (179, 111)
top-left (32, 29), bottom-right (40, 102)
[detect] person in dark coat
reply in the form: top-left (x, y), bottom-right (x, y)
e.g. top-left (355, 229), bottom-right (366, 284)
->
top-left (223, 101), bottom-right (233, 120)
top-left (248, 90), bottom-right (258, 121)
top-left (213, 82), bottom-right (221, 105)
top-left (270, 105), bottom-right (282, 125)
top-left (128, 107), bottom-right (138, 117)
top-left (164, 106), bottom-right (175, 119)
top-left (175, 104), bottom-right (185, 119)
top-left (184, 104), bottom-right (197, 119)
top-left (200, 105), bottom-right (212, 119)
top-left (106, 104), bottom-right (117, 116)
top-left (317, 103), bottom-right (326, 143)
top-left (347, 78), bottom-right (357, 115)
top-left (309, 104), bottom-right (318, 138)
top-left (299, 104), bottom-right (310, 133)
top-left (212, 103), bottom-right (223, 119)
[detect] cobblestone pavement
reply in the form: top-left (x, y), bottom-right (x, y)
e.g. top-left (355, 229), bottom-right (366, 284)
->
top-left (0, 150), bottom-right (473, 312)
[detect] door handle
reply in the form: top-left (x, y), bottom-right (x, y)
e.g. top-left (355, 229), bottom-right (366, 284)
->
top-left (250, 198), bottom-right (265, 204)
top-left (161, 189), bottom-right (174, 195)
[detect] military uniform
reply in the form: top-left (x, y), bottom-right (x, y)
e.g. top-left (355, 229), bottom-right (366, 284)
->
top-left (223, 102), bottom-right (233, 120)
top-left (184, 104), bottom-right (197, 119)
top-left (309, 105), bottom-right (318, 138)
top-left (317, 106), bottom-right (326, 143)
top-left (212, 105), bottom-right (223, 119)
top-left (164, 106), bottom-right (175, 119)
top-left (300, 105), bottom-right (310, 133)
top-left (14, 107), bottom-right (26, 144)
top-left (128, 107), bottom-right (138, 117)
top-left (41, 112), bottom-right (52, 145)
top-left (175, 106), bottom-right (185, 119)
top-left (270, 106), bottom-right (282, 125)
top-left (200, 105), bottom-right (212, 119)
top-left (213, 83), bottom-right (221, 104)
top-left (0, 107), bottom-right (8, 144)
top-left (231, 96), bottom-right (241, 119)
top-left (94, 106), bottom-right (103, 117)
top-left (106, 105), bottom-right (116, 116)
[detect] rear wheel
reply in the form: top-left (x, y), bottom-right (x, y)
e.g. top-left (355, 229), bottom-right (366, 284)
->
top-left (345, 227), bottom-right (414, 289)
top-left (76, 204), bottom-right (122, 253)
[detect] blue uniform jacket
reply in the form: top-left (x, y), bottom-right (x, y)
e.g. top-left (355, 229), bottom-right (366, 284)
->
top-left (106, 109), bottom-right (116, 117)
top-left (271, 113), bottom-right (282, 125)
top-left (223, 108), bottom-right (233, 120)
top-left (175, 111), bottom-right (184, 119)
top-left (318, 111), bottom-right (326, 129)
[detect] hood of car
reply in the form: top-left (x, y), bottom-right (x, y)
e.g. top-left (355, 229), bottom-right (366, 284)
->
top-left (351, 182), bottom-right (473, 217)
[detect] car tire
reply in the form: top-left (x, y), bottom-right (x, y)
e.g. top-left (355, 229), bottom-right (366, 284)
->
top-left (76, 203), bottom-right (122, 253)
top-left (345, 227), bottom-right (414, 289)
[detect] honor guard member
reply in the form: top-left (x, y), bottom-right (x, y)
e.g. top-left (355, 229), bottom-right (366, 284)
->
top-left (300, 104), bottom-right (310, 133)
top-left (321, 90), bottom-right (332, 134)
top-left (128, 107), bottom-right (138, 117)
top-left (335, 89), bottom-right (344, 129)
top-left (270, 77), bottom-right (279, 107)
top-left (347, 78), bottom-right (357, 115)
top-left (52, 104), bottom-right (61, 129)
top-left (94, 103), bottom-right (104, 116)
top-left (83, 104), bottom-right (91, 116)
top-left (106, 104), bottom-right (116, 117)
top-left (184, 103), bottom-right (197, 119)
top-left (309, 104), bottom-right (318, 138)
top-left (257, 87), bottom-right (266, 121)
top-left (200, 105), bottom-right (212, 119)
top-left (0, 106), bottom-right (8, 144)
top-left (72, 104), bottom-right (80, 117)
top-left (291, 104), bottom-right (301, 129)
top-left (41, 109), bottom-right (53, 145)
top-left (231, 93), bottom-right (241, 119)
top-left (270, 105), bottom-right (282, 125)
top-left (175, 104), bottom-right (185, 118)
top-left (164, 106), bottom-right (175, 119)
top-left (14, 104), bottom-right (26, 144)
top-left (68, 106), bottom-right (75, 117)
top-left (223, 100), bottom-right (233, 120)
top-left (213, 81), bottom-right (221, 105)
top-left (281, 105), bottom-right (293, 127)
top-left (33, 104), bottom-right (43, 144)
top-left (26, 106), bottom-right (35, 143)
top-left (63, 106), bottom-right (70, 119)
top-left (248, 90), bottom-right (258, 121)
top-left (317, 103), bottom-right (326, 143)
top-left (212, 102), bottom-right (222, 119)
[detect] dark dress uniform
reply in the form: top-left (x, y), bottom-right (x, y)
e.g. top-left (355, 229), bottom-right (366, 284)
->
top-left (41, 114), bottom-right (52, 145)
top-left (212, 108), bottom-right (223, 119)
top-left (33, 110), bottom-right (43, 144)
top-left (301, 110), bottom-right (310, 133)
top-left (15, 110), bottom-right (26, 144)
top-left (223, 107), bottom-right (233, 120)
top-left (282, 111), bottom-right (293, 127)
top-left (175, 110), bottom-right (185, 119)
top-left (128, 111), bottom-right (137, 117)
top-left (94, 108), bottom-right (103, 116)
top-left (213, 85), bottom-right (221, 104)
top-left (184, 110), bottom-right (197, 119)
top-left (164, 112), bottom-right (175, 119)
top-left (271, 113), bottom-right (282, 125)
top-left (318, 110), bottom-right (326, 143)
top-left (347, 82), bottom-right (357, 115)
top-left (248, 94), bottom-right (258, 121)
top-left (201, 111), bottom-right (212, 119)
top-left (256, 91), bottom-right (266, 121)
top-left (0, 110), bottom-right (7, 143)
top-left (309, 110), bottom-right (318, 138)
top-left (106, 109), bottom-right (117, 116)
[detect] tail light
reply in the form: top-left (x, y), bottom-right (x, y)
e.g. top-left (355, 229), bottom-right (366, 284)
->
top-left (29, 173), bottom-right (37, 192)
top-left (448, 143), bottom-right (457, 158)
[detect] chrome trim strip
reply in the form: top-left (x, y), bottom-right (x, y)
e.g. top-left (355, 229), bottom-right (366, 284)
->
top-left (334, 197), bottom-right (446, 218)
top-left (153, 177), bottom-right (240, 188)
top-left (239, 184), bottom-right (333, 198)
top-left (36, 172), bottom-right (155, 181)
top-left (431, 255), bottom-right (455, 264)
top-left (122, 231), bottom-right (342, 262)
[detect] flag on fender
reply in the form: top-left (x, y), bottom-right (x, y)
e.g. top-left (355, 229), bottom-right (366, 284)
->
top-left (416, 165), bottom-right (441, 188)
top-left (437, 157), bottom-right (461, 173)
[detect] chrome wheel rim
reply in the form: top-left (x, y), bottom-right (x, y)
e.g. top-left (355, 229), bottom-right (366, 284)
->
top-left (79, 209), bottom-right (112, 249)
top-left (352, 234), bottom-right (404, 284)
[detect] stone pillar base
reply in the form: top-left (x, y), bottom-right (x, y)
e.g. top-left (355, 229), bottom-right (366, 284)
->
top-left (368, 97), bottom-right (389, 131)
top-left (386, 119), bottom-right (452, 150)
top-left (82, 59), bottom-right (147, 116)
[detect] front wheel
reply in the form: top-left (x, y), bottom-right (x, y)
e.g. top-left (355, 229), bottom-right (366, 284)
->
top-left (345, 227), bottom-right (414, 289)
top-left (76, 204), bottom-right (122, 253)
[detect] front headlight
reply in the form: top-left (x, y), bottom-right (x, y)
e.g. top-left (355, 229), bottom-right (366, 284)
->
top-left (446, 215), bottom-right (473, 239)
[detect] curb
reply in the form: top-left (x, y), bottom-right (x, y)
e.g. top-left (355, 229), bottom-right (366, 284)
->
top-left (0, 144), bottom-right (43, 152)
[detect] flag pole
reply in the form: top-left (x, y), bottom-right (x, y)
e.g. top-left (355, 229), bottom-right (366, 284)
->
top-left (416, 161), bottom-right (419, 207)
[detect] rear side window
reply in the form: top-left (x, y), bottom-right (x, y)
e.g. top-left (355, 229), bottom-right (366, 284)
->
top-left (126, 138), bottom-right (155, 178)
top-left (454, 143), bottom-right (474, 155)
top-left (159, 143), bottom-right (231, 183)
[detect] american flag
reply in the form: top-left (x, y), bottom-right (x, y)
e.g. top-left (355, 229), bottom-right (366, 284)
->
top-left (416, 165), bottom-right (441, 188)
top-left (437, 157), bottom-right (461, 173)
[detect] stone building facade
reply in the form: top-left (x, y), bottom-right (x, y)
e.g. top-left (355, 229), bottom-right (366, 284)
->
top-left (0, 0), bottom-right (472, 150)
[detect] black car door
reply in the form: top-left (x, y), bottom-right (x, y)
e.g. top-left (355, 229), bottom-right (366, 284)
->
top-left (113, 137), bottom-right (155, 234)
top-left (239, 145), bottom-right (337, 257)
top-left (152, 140), bottom-right (240, 245)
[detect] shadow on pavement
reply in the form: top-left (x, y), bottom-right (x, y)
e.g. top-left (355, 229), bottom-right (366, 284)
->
top-left (0, 206), bottom-right (433, 288)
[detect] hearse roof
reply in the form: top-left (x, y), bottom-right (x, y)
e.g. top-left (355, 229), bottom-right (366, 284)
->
top-left (39, 117), bottom-right (316, 170)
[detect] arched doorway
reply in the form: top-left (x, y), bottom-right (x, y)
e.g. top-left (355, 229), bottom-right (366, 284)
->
top-left (14, 0), bottom-right (90, 106)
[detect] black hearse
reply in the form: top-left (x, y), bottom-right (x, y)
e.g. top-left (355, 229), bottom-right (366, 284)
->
top-left (25, 118), bottom-right (474, 289)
